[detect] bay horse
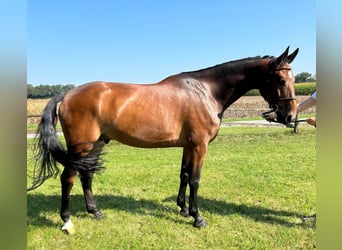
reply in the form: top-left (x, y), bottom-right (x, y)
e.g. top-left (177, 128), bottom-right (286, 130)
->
top-left (28, 47), bottom-right (299, 234)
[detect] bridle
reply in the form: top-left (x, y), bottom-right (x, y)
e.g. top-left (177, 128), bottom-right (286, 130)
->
top-left (262, 66), bottom-right (298, 123)
top-left (273, 67), bottom-right (292, 71)
top-left (267, 67), bottom-right (297, 110)
top-left (270, 97), bottom-right (297, 112)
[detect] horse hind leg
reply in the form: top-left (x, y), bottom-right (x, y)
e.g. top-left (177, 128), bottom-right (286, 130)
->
top-left (77, 140), bottom-right (106, 220)
top-left (79, 170), bottom-right (104, 219)
top-left (60, 139), bottom-right (106, 234)
top-left (60, 167), bottom-right (77, 234)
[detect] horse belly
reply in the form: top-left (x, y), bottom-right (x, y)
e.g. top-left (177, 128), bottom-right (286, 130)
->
top-left (109, 124), bottom-right (181, 148)
top-left (105, 110), bottom-right (183, 148)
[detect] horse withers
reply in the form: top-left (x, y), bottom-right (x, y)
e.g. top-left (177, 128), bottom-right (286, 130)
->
top-left (28, 47), bottom-right (299, 234)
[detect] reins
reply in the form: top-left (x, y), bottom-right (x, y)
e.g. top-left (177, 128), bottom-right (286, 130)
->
top-left (261, 108), bottom-right (307, 124)
top-left (268, 118), bottom-right (308, 124)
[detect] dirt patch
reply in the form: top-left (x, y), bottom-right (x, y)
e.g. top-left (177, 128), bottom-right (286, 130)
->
top-left (223, 96), bottom-right (316, 119)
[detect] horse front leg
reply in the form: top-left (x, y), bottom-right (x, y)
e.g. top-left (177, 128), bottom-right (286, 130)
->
top-left (79, 170), bottom-right (104, 220)
top-left (60, 167), bottom-right (77, 234)
top-left (189, 143), bottom-right (208, 228)
top-left (177, 148), bottom-right (191, 217)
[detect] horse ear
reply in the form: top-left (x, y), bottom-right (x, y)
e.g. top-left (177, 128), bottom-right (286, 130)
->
top-left (286, 48), bottom-right (299, 64)
top-left (275, 46), bottom-right (290, 66)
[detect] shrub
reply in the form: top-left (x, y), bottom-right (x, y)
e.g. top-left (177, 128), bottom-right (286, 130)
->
top-left (244, 82), bottom-right (316, 96)
top-left (294, 82), bottom-right (316, 95)
top-left (244, 89), bottom-right (260, 96)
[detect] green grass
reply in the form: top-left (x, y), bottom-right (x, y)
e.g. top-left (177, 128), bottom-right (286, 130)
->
top-left (27, 126), bottom-right (316, 249)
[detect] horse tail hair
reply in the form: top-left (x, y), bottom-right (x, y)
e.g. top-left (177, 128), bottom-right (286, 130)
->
top-left (27, 92), bottom-right (68, 191)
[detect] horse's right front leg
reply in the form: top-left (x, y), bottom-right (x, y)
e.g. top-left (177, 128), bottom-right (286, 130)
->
top-left (177, 148), bottom-right (191, 217)
top-left (60, 167), bottom-right (77, 234)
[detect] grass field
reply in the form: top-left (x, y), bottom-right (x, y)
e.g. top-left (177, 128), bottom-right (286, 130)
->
top-left (27, 126), bottom-right (316, 249)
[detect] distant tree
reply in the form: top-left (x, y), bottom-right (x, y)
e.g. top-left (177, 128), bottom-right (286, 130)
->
top-left (27, 84), bottom-right (34, 98)
top-left (295, 72), bottom-right (316, 83)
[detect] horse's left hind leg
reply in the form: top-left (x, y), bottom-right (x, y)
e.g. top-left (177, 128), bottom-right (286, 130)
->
top-left (60, 167), bottom-right (77, 234)
top-left (60, 139), bottom-right (105, 234)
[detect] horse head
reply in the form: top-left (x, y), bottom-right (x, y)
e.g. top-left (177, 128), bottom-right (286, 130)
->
top-left (260, 46), bottom-right (299, 124)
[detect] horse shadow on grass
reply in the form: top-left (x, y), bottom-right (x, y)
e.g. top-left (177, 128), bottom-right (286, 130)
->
top-left (27, 193), bottom-right (312, 228)
top-left (164, 195), bottom-right (313, 228)
top-left (27, 193), bottom-right (182, 228)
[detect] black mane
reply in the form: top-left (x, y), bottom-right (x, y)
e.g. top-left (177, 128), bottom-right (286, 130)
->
top-left (181, 55), bottom-right (274, 78)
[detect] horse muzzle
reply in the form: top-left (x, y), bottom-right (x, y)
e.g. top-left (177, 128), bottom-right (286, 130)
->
top-left (262, 109), bottom-right (278, 121)
top-left (262, 108), bottom-right (295, 125)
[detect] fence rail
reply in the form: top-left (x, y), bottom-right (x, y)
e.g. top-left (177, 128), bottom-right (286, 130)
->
top-left (27, 107), bottom-right (316, 124)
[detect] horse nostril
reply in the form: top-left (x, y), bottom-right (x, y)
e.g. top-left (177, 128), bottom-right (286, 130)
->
top-left (286, 115), bottom-right (293, 123)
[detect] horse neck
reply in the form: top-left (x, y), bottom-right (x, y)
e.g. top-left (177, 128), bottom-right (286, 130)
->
top-left (188, 59), bottom-right (270, 113)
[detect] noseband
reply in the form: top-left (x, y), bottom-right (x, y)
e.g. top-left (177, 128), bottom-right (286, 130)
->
top-left (268, 97), bottom-right (296, 114)
top-left (273, 67), bottom-right (292, 71)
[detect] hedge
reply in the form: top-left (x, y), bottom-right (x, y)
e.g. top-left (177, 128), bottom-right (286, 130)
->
top-left (244, 82), bottom-right (316, 96)
top-left (294, 82), bottom-right (316, 95)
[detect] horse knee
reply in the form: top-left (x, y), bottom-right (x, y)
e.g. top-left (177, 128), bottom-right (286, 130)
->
top-left (189, 179), bottom-right (200, 190)
top-left (180, 172), bottom-right (189, 183)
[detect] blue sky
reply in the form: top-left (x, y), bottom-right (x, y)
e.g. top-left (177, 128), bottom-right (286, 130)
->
top-left (28, 1), bottom-right (316, 85)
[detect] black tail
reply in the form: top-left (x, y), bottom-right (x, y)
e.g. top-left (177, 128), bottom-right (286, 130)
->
top-left (27, 92), bottom-right (69, 191)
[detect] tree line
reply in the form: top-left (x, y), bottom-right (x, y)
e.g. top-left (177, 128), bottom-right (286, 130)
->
top-left (27, 84), bottom-right (75, 99)
top-left (27, 72), bottom-right (315, 99)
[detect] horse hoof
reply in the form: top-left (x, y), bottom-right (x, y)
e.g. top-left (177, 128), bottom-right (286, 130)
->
top-left (62, 220), bottom-right (75, 235)
top-left (94, 211), bottom-right (104, 220)
top-left (194, 218), bottom-right (208, 228)
top-left (180, 208), bottom-right (190, 217)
